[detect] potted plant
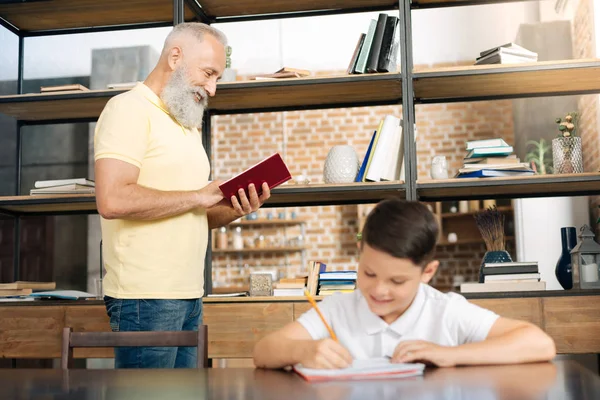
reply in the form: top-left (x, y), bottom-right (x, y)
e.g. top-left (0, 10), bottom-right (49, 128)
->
top-left (552, 112), bottom-right (583, 174)
top-left (525, 138), bottom-right (553, 175)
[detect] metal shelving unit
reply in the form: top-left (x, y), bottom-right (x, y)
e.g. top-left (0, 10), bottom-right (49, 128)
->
top-left (2, 0), bottom-right (600, 293)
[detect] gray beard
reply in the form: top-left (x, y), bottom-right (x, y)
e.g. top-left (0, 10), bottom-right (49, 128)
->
top-left (160, 65), bottom-right (207, 129)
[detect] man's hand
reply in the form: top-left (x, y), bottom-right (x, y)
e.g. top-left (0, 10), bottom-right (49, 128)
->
top-left (298, 339), bottom-right (353, 370)
top-left (228, 182), bottom-right (271, 217)
top-left (391, 340), bottom-right (457, 367)
top-left (197, 180), bottom-right (226, 209)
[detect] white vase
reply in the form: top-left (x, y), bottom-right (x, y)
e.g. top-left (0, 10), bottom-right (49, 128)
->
top-left (323, 145), bottom-right (360, 184)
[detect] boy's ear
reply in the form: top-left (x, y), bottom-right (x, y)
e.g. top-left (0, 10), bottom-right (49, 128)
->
top-left (420, 260), bottom-right (439, 283)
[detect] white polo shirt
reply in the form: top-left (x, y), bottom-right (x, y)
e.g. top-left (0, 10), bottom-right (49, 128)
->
top-left (297, 283), bottom-right (499, 359)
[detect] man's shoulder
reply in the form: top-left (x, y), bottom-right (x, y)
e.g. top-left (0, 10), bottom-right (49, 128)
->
top-left (104, 86), bottom-right (150, 114)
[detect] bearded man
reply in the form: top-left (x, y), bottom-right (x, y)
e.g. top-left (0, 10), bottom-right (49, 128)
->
top-left (94, 23), bottom-right (270, 369)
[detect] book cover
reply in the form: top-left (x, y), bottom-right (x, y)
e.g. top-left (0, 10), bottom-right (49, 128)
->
top-left (466, 138), bottom-right (509, 150)
top-left (362, 119), bottom-right (384, 182)
top-left (219, 153), bottom-right (292, 200)
top-left (465, 146), bottom-right (514, 158)
top-left (366, 13), bottom-right (389, 73)
top-left (377, 16), bottom-right (400, 72)
top-left (456, 169), bottom-right (534, 178)
top-left (347, 33), bottom-right (366, 74)
top-left (355, 129), bottom-right (377, 182)
top-left (354, 19), bottom-right (377, 74)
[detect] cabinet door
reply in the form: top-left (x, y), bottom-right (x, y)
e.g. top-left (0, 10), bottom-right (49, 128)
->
top-left (203, 303), bottom-right (293, 358)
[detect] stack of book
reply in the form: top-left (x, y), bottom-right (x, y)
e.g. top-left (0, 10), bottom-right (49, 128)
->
top-left (273, 277), bottom-right (308, 297)
top-left (456, 138), bottom-right (534, 178)
top-left (30, 178), bottom-right (95, 195)
top-left (318, 271), bottom-right (357, 296)
top-left (460, 261), bottom-right (545, 293)
top-left (0, 281), bottom-right (56, 299)
top-left (475, 43), bottom-right (538, 65)
top-left (355, 114), bottom-right (404, 183)
top-left (347, 13), bottom-right (400, 74)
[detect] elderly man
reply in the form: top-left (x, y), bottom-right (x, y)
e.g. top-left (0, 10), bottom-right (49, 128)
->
top-left (94, 22), bottom-right (270, 368)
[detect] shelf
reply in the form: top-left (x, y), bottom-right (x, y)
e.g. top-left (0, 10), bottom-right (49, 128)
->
top-left (413, 59), bottom-right (600, 103)
top-left (417, 173), bottom-right (600, 202)
top-left (0, 90), bottom-right (126, 122)
top-left (411, 0), bottom-right (535, 9)
top-left (0, 194), bottom-right (97, 216)
top-left (200, 0), bottom-right (398, 21)
top-left (0, 182), bottom-right (405, 215)
top-left (209, 73), bottom-right (402, 114)
top-left (212, 247), bottom-right (305, 254)
top-left (267, 181), bottom-right (406, 207)
top-left (437, 236), bottom-right (514, 246)
top-left (440, 206), bottom-right (512, 218)
top-left (227, 218), bottom-right (308, 227)
top-left (0, 0), bottom-right (198, 35)
top-left (0, 74), bottom-right (401, 122)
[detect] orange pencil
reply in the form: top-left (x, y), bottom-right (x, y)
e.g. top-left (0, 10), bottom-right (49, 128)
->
top-left (304, 289), bottom-right (338, 342)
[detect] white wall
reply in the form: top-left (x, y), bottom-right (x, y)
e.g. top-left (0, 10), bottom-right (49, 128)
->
top-left (0, 2), bottom-right (538, 81)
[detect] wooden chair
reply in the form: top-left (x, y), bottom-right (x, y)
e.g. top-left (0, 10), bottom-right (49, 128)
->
top-left (61, 326), bottom-right (208, 369)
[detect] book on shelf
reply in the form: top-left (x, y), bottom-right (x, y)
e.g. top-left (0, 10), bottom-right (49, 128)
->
top-left (484, 273), bottom-right (540, 282)
top-left (351, 14), bottom-right (400, 74)
top-left (273, 288), bottom-right (305, 296)
top-left (463, 155), bottom-right (519, 165)
top-left (460, 281), bottom-right (546, 293)
top-left (456, 169), bottom-right (534, 178)
top-left (465, 145), bottom-right (513, 159)
top-left (479, 42), bottom-right (538, 58)
top-left (29, 290), bottom-right (96, 300)
top-left (482, 265), bottom-right (539, 275)
top-left (364, 115), bottom-right (403, 182)
top-left (475, 43), bottom-right (538, 65)
top-left (206, 292), bottom-right (249, 298)
top-left (377, 16), bottom-right (400, 73)
top-left (40, 84), bottom-right (89, 93)
top-left (30, 184), bottom-right (96, 195)
top-left (347, 33), bottom-right (366, 74)
top-left (0, 288), bottom-right (33, 297)
top-left (354, 19), bottom-right (377, 74)
top-left (251, 67), bottom-right (311, 80)
top-left (484, 261), bottom-right (538, 268)
top-left (0, 281), bottom-right (56, 290)
top-left (366, 13), bottom-right (389, 73)
top-left (466, 138), bottom-right (510, 151)
top-left (458, 163), bottom-right (531, 172)
top-left (34, 178), bottom-right (94, 188)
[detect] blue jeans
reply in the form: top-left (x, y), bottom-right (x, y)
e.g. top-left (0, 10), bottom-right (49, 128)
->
top-left (104, 296), bottom-right (202, 368)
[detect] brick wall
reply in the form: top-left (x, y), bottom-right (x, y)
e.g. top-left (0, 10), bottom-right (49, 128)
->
top-left (573, 0), bottom-right (600, 233)
top-left (210, 69), bottom-right (517, 292)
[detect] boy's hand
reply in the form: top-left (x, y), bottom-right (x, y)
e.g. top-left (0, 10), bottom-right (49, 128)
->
top-left (299, 339), bottom-right (353, 369)
top-left (391, 340), bottom-right (457, 367)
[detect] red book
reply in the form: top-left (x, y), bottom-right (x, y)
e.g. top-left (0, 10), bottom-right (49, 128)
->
top-left (219, 153), bottom-right (292, 200)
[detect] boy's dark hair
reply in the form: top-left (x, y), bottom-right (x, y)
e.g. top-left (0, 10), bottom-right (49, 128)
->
top-left (361, 198), bottom-right (439, 267)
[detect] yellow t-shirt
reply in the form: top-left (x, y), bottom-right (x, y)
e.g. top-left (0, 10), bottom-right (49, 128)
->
top-left (94, 82), bottom-right (210, 299)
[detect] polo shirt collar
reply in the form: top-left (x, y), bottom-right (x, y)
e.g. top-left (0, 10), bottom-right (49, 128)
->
top-left (358, 283), bottom-right (427, 336)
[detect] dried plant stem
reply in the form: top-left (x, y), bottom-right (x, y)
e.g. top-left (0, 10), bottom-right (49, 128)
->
top-left (474, 205), bottom-right (506, 252)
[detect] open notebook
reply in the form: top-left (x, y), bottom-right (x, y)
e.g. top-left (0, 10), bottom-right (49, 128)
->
top-left (293, 358), bottom-right (425, 382)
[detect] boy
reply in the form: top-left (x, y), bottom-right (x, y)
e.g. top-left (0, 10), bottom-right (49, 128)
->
top-left (253, 199), bottom-right (556, 369)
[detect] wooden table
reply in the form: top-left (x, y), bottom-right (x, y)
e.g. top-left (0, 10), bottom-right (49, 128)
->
top-left (0, 361), bottom-right (598, 399)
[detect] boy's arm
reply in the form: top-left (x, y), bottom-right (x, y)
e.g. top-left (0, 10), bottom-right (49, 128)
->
top-left (392, 317), bottom-right (556, 366)
top-left (253, 321), bottom-right (352, 369)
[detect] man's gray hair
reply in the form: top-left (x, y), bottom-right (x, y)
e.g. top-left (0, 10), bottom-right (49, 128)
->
top-left (163, 22), bottom-right (228, 50)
